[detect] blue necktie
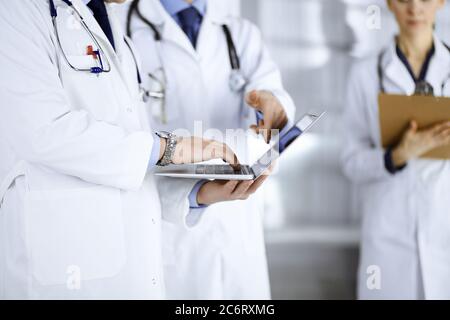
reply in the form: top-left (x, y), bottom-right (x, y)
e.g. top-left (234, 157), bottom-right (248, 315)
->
top-left (87, 0), bottom-right (115, 50)
top-left (177, 6), bottom-right (202, 48)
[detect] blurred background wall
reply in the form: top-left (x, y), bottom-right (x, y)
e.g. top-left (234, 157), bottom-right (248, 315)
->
top-left (236, 0), bottom-right (450, 299)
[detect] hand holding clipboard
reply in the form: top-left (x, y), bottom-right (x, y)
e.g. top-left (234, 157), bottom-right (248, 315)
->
top-left (379, 94), bottom-right (450, 160)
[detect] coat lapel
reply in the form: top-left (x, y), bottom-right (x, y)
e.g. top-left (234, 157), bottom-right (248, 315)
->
top-left (195, 0), bottom-right (229, 59)
top-left (383, 40), bottom-right (415, 95)
top-left (426, 35), bottom-right (450, 96)
top-left (106, 3), bottom-right (135, 94)
top-left (71, 0), bottom-right (115, 54)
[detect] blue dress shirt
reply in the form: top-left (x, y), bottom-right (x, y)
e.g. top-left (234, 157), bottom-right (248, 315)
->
top-left (160, 0), bottom-right (207, 28)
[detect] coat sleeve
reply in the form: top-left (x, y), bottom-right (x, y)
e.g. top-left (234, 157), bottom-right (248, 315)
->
top-left (236, 19), bottom-right (296, 126)
top-left (340, 61), bottom-right (392, 184)
top-left (0, 2), bottom-right (153, 191)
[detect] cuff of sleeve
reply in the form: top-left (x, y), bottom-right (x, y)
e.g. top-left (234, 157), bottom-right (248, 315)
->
top-left (115, 131), bottom-right (154, 191)
top-left (384, 147), bottom-right (407, 175)
top-left (148, 132), bottom-right (161, 170)
top-left (189, 180), bottom-right (209, 209)
top-left (256, 110), bottom-right (264, 123)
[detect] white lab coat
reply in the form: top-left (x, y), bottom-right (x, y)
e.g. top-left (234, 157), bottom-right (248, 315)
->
top-left (341, 35), bottom-right (450, 300)
top-left (125, 0), bottom-right (296, 299)
top-left (0, 0), bottom-right (196, 299)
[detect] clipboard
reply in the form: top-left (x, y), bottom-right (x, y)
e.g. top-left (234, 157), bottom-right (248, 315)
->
top-left (379, 93), bottom-right (450, 159)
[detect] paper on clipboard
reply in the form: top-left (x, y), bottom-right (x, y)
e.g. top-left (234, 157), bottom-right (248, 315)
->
top-left (379, 93), bottom-right (450, 159)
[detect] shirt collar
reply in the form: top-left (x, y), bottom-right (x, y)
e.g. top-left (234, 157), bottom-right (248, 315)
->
top-left (83, 0), bottom-right (92, 4)
top-left (160, 0), bottom-right (207, 18)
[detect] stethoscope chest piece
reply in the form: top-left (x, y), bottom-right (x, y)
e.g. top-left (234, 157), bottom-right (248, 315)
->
top-left (414, 80), bottom-right (435, 96)
top-left (229, 70), bottom-right (247, 93)
top-left (50, 0), bottom-right (112, 75)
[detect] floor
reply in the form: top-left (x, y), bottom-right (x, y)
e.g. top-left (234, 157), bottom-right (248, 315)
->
top-left (265, 233), bottom-right (359, 300)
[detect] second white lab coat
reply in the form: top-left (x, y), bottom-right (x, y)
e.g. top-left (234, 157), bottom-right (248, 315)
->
top-left (341, 36), bottom-right (450, 299)
top-left (0, 0), bottom-right (196, 299)
top-left (125, 0), bottom-right (296, 299)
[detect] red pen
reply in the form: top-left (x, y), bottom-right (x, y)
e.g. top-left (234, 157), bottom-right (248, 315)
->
top-left (86, 45), bottom-right (98, 59)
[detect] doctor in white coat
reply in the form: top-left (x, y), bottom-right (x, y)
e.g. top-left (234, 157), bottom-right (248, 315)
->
top-left (342, 0), bottom-right (450, 299)
top-left (0, 0), bottom-right (237, 299)
top-left (125, 0), bottom-right (296, 299)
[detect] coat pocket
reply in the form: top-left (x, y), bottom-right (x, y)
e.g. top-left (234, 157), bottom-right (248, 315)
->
top-left (58, 55), bottom-right (120, 122)
top-left (24, 185), bottom-right (126, 286)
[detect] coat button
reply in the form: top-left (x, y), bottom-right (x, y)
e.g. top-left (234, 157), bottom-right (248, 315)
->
top-left (152, 277), bottom-right (157, 285)
top-left (151, 218), bottom-right (156, 225)
top-left (126, 107), bottom-right (133, 113)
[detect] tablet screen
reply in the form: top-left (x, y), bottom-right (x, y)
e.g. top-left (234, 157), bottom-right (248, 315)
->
top-left (250, 113), bottom-right (322, 177)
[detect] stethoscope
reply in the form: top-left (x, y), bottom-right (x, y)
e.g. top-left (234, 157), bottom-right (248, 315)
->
top-left (49, 0), bottom-right (150, 102)
top-left (125, 0), bottom-right (248, 110)
top-left (377, 44), bottom-right (450, 96)
top-left (49, 0), bottom-right (112, 74)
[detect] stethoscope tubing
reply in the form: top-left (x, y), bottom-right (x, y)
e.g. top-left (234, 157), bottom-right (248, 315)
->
top-left (378, 45), bottom-right (450, 96)
top-left (50, 0), bottom-right (112, 74)
top-left (126, 0), bottom-right (246, 92)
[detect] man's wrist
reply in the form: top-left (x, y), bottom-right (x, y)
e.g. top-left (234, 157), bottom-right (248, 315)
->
top-left (159, 137), bottom-right (167, 161)
top-left (156, 132), bottom-right (177, 166)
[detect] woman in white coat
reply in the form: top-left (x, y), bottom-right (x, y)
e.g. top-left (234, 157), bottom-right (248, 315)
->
top-left (0, 0), bottom-right (236, 299)
top-left (342, 0), bottom-right (450, 299)
top-left (125, 0), bottom-right (296, 299)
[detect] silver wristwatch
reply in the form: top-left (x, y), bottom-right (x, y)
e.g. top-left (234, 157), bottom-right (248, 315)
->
top-left (156, 131), bottom-right (177, 166)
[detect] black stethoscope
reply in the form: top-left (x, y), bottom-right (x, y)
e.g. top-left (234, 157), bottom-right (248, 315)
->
top-left (49, 0), bottom-right (112, 74)
top-left (126, 0), bottom-right (248, 95)
top-left (49, 0), bottom-right (149, 100)
top-left (377, 43), bottom-right (450, 96)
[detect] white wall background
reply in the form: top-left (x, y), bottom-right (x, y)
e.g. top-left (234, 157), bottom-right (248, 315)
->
top-left (239, 0), bottom-right (450, 299)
